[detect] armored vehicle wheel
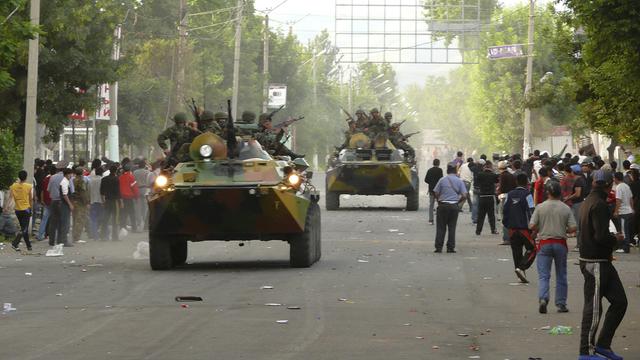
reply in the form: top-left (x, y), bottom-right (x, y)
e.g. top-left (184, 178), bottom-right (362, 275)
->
top-left (326, 191), bottom-right (339, 210)
top-left (171, 239), bottom-right (188, 266)
top-left (149, 234), bottom-right (173, 270)
top-left (290, 202), bottom-right (320, 268)
top-left (406, 190), bottom-right (419, 211)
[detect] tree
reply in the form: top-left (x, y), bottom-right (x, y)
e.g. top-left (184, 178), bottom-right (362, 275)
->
top-left (0, 129), bottom-right (22, 190)
top-left (560, 0), bottom-right (640, 145)
top-left (0, 0), bottom-right (36, 90)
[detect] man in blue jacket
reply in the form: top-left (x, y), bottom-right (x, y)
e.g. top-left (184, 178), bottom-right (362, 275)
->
top-left (503, 173), bottom-right (535, 283)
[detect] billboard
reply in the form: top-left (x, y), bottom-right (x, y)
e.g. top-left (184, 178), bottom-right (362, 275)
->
top-left (96, 84), bottom-right (111, 120)
top-left (268, 84), bottom-right (287, 108)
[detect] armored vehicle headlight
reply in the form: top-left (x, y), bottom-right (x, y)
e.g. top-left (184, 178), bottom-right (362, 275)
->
top-left (155, 175), bottom-right (169, 188)
top-left (199, 144), bottom-right (213, 158)
top-left (287, 173), bottom-right (301, 186)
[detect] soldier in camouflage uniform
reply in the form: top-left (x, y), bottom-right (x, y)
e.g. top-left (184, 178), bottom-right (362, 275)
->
top-left (71, 167), bottom-right (89, 243)
top-left (355, 109), bottom-right (369, 131)
top-left (236, 111), bottom-right (259, 137)
top-left (198, 110), bottom-right (222, 135)
top-left (384, 111), bottom-right (393, 125)
top-left (367, 107), bottom-right (388, 138)
top-left (388, 122), bottom-right (416, 161)
top-left (340, 120), bottom-right (357, 150)
top-left (256, 113), bottom-right (304, 159)
top-left (157, 112), bottom-right (199, 165)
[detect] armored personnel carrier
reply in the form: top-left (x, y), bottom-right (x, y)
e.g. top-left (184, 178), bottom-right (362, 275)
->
top-left (325, 133), bottom-right (419, 211)
top-left (148, 130), bottom-right (321, 270)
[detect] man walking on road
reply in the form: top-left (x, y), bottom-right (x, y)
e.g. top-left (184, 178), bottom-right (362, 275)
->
top-left (424, 159), bottom-right (443, 225)
top-left (9, 170), bottom-right (33, 252)
top-left (101, 165), bottom-right (121, 241)
top-left (613, 172), bottom-right (634, 253)
top-left (475, 161), bottom-right (499, 235)
top-left (433, 164), bottom-right (467, 253)
top-left (529, 180), bottom-right (576, 314)
top-left (503, 173), bottom-right (535, 283)
top-left (577, 170), bottom-right (627, 360)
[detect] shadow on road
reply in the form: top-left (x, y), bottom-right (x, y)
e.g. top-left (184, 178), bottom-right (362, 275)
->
top-left (174, 260), bottom-right (293, 272)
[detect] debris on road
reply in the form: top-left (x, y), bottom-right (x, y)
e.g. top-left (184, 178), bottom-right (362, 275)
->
top-left (180, 304), bottom-right (189, 308)
top-left (357, 259), bottom-right (369, 263)
top-left (77, 240), bottom-right (87, 244)
top-left (482, 277), bottom-right (493, 280)
top-left (3, 303), bottom-right (16, 313)
top-left (548, 325), bottom-right (573, 335)
top-left (458, 333), bottom-right (469, 337)
top-left (260, 285), bottom-right (274, 290)
top-left (24, 272), bottom-right (32, 276)
top-left (56, 293), bottom-right (62, 297)
top-left (388, 229), bottom-right (399, 232)
top-left (133, 242), bottom-right (149, 260)
top-left (286, 306), bottom-right (301, 310)
top-left (264, 303), bottom-right (282, 307)
top-left (276, 320), bottom-right (288, 324)
top-left (46, 244), bottom-right (64, 257)
top-left (175, 296), bottom-right (203, 302)
top-left (497, 258), bottom-right (510, 262)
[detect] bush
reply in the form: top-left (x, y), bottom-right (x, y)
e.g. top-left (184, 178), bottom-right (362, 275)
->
top-left (0, 129), bottom-right (22, 190)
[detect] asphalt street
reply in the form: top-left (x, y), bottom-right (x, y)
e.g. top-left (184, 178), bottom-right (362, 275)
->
top-left (1, 173), bottom-right (639, 360)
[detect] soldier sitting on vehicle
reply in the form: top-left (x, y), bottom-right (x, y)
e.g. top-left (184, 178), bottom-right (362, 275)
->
top-left (157, 112), bottom-right (200, 166)
top-left (355, 109), bottom-right (369, 131)
top-left (256, 113), bottom-right (304, 159)
top-left (339, 120), bottom-right (357, 150)
top-left (236, 111), bottom-right (260, 137)
top-left (384, 111), bottom-right (393, 125)
top-left (198, 110), bottom-right (222, 136)
top-left (389, 122), bottom-right (416, 162)
top-left (367, 107), bottom-right (388, 139)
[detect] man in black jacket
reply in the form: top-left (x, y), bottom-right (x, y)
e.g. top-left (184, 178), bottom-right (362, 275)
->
top-left (577, 170), bottom-right (627, 360)
top-left (475, 161), bottom-right (499, 235)
top-left (424, 159), bottom-right (443, 225)
top-left (503, 173), bottom-right (535, 283)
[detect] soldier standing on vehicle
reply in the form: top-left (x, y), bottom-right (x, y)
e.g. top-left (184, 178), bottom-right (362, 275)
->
top-left (388, 122), bottom-right (415, 161)
top-left (340, 120), bottom-right (357, 150)
top-left (256, 114), bottom-right (304, 159)
top-left (236, 111), bottom-right (259, 137)
top-left (157, 113), bottom-right (199, 164)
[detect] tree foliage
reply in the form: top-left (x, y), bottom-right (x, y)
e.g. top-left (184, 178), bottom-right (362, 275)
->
top-left (0, 129), bottom-right (22, 190)
top-left (560, 0), bottom-right (640, 145)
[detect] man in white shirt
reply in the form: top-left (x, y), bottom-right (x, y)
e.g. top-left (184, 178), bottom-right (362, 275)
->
top-left (458, 158), bottom-right (475, 213)
top-left (613, 172), bottom-right (634, 253)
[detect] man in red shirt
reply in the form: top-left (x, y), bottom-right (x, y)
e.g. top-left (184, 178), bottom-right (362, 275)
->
top-left (118, 164), bottom-right (139, 233)
top-left (37, 166), bottom-right (55, 241)
top-left (534, 167), bottom-right (550, 206)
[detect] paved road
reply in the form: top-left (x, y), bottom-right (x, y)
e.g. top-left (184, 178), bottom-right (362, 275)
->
top-left (1, 174), bottom-right (639, 360)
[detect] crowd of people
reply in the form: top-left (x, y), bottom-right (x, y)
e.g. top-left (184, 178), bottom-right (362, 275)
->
top-left (0, 157), bottom-right (160, 251)
top-left (425, 148), bottom-right (636, 359)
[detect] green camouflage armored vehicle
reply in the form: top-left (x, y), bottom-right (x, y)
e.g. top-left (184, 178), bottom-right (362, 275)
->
top-left (325, 132), bottom-right (419, 211)
top-left (148, 130), bottom-right (321, 270)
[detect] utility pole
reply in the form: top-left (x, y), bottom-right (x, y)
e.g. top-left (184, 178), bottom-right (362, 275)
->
top-left (108, 24), bottom-right (122, 162)
top-left (522, 0), bottom-right (535, 156)
top-left (23, 0), bottom-right (40, 179)
top-left (347, 71), bottom-right (352, 110)
top-left (262, 14), bottom-right (269, 113)
top-left (231, 0), bottom-right (244, 120)
top-left (312, 49), bottom-right (317, 107)
top-left (174, 0), bottom-right (188, 116)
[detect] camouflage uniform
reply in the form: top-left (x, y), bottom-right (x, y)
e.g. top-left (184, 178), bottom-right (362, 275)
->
top-left (355, 110), bottom-right (369, 131)
top-left (340, 120), bottom-right (357, 150)
top-left (384, 112), bottom-right (393, 125)
top-left (256, 113), bottom-right (304, 159)
top-left (199, 110), bottom-right (222, 135)
top-left (367, 108), bottom-right (388, 139)
top-left (71, 173), bottom-right (89, 242)
top-left (157, 112), bottom-right (199, 164)
top-left (389, 125), bottom-right (416, 160)
top-left (236, 111), bottom-right (259, 137)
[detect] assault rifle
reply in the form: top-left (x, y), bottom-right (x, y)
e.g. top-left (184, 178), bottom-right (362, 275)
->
top-left (266, 104), bottom-right (285, 121)
top-left (272, 116), bottom-right (304, 131)
top-left (340, 107), bottom-right (354, 122)
top-left (401, 131), bottom-right (420, 141)
top-left (185, 98), bottom-right (200, 123)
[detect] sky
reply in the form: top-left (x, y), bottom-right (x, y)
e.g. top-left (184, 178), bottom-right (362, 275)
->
top-left (254, 0), bottom-right (550, 89)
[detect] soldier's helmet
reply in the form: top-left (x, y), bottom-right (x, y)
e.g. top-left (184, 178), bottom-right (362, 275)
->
top-left (241, 111), bottom-right (256, 123)
top-left (214, 112), bottom-right (227, 121)
top-left (200, 110), bottom-right (215, 121)
top-left (370, 107), bottom-right (379, 114)
top-left (355, 109), bottom-right (365, 115)
top-left (173, 112), bottom-right (188, 124)
top-left (384, 112), bottom-right (393, 119)
top-left (259, 113), bottom-right (271, 123)
top-left (390, 122), bottom-right (402, 129)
